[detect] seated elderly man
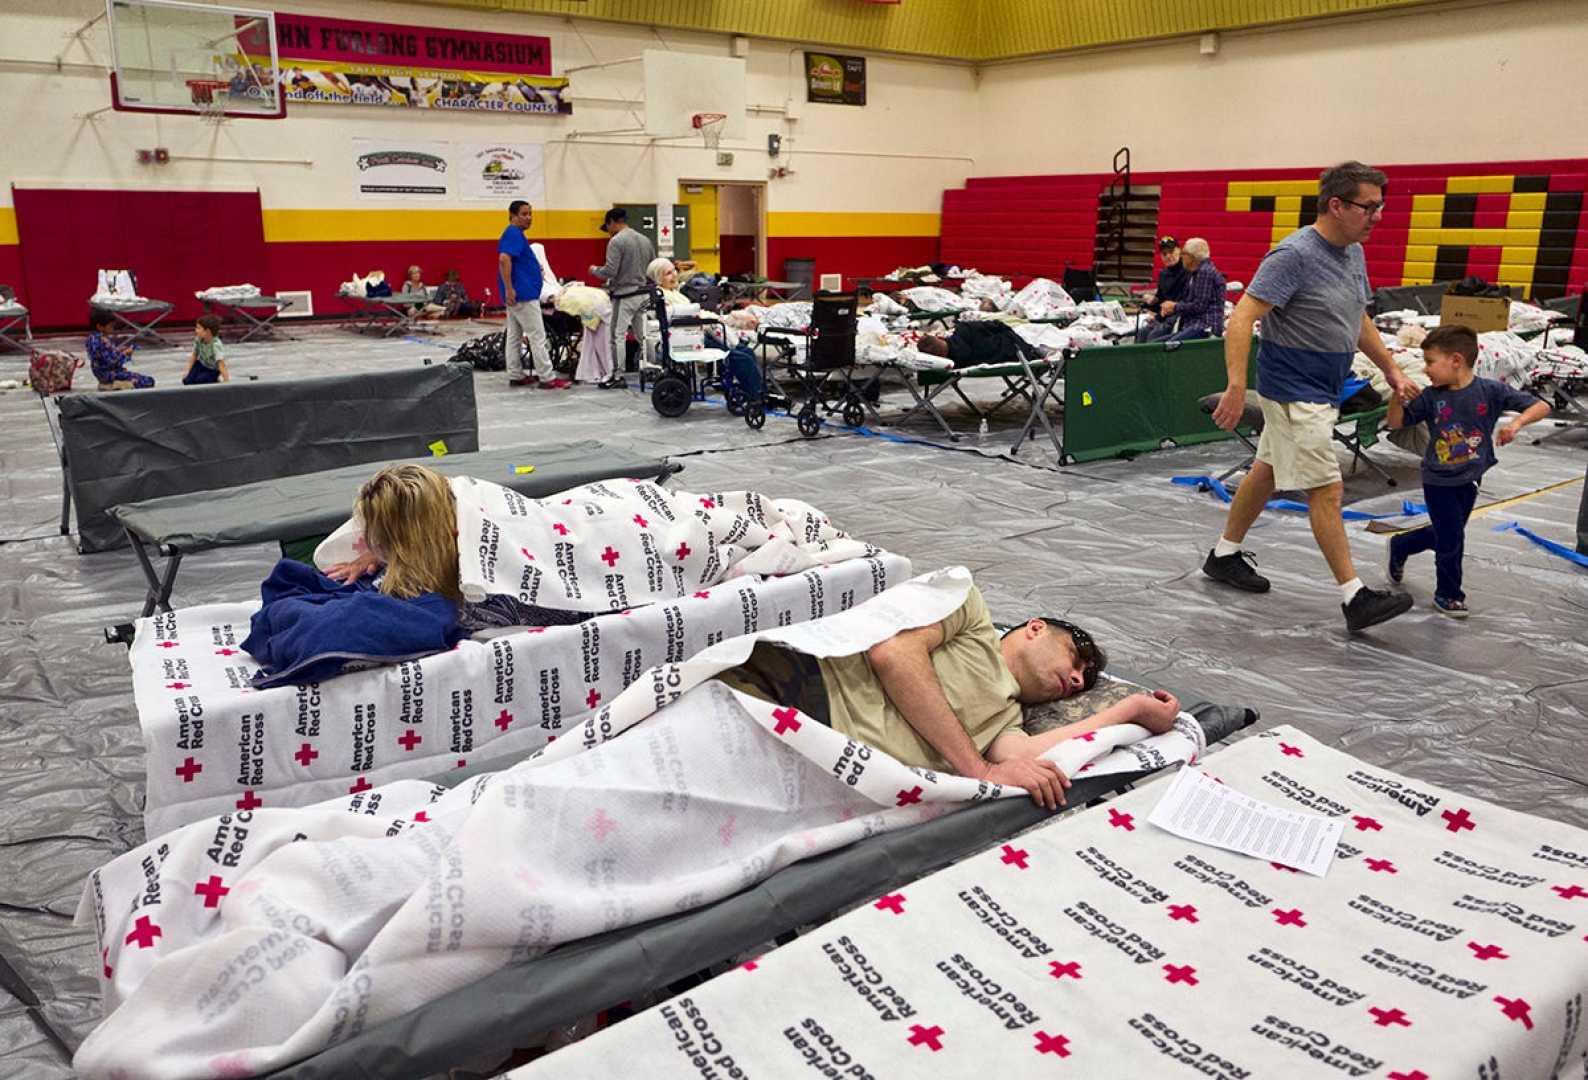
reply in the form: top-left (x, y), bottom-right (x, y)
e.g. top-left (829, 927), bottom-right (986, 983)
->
top-left (717, 585), bottom-right (1181, 809)
top-left (1139, 237), bottom-right (1227, 344)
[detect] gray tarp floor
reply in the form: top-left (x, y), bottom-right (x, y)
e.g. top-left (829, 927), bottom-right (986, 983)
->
top-left (2, 323), bottom-right (1584, 1077)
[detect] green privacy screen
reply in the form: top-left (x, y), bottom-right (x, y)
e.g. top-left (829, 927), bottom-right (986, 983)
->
top-left (1062, 338), bottom-right (1257, 463)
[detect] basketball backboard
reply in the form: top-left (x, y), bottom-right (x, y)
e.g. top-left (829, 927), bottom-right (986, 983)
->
top-left (642, 50), bottom-right (745, 140)
top-left (107, 0), bottom-right (283, 120)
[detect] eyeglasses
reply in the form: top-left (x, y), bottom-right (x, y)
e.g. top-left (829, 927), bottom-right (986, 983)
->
top-left (1337, 197), bottom-right (1385, 215)
top-left (1049, 619), bottom-right (1101, 687)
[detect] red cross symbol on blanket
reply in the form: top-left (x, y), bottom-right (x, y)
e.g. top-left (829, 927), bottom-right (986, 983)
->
top-left (1279, 742), bottom-right (1304, 757)
top-left (1554, 884), bottom-right (1588, 900)
top-left (772, 707), bottom-right (801, 735)
top-left (552, 523), bottom-right (569, 536)
top-left (600, 546), bottom-right (621, 567)
top-left (398, 729), bottom-right (422, 751)
top-left (1442, 808), bottom-right (1476, 833)
top-left (1033, 1031), bottom-right (1071, 1057)
top-left (1167, 903), bottom-right (1199, 923)
top-left (1076, 731), bottom-right (1096, 741)
top-left (519, 547), bottom-right (535, 561)
top-left (175, 757), bottom-right (203, 782)
top-left (632, 514), bottom-right (649, 528)
top-left (874, 893), bottom-right (906, 915)
top-left (906, 1025), bottom-right (944, 1051)
top-left (1369, 1006), bottom-right (1411, 1028)
top-left (125, 916), bottom-right (162, 949)
top-left (349, 777), bottom-right (372, 794)
top-left (1108, 808), bottom-right (1135, 831)
top-left (166, 681), bottom-right (191, 690)
top-left (699, 497), bottom-right (716, 510)
top-left (1388, 1071), bottom-right (1430, 1080)
top-left (495, 709), bottom-right (514, 732)
top-left (1468, 942), bottom-right (1508, 961)
top-left (693, 590), bottom-right (711, 599)
top-left (1495, 995), bottom-right (1534, 1030)
top-left (1001, 845), bottom-right (1030, 869)
top-left (235, 790), bottom-right (262, 811)
top-left (102, 948), bottom-right (113, 980)
top-left (587, 809), bottom-right (618, 841)
top-left (1365, 857), bottom-right (1398, 874)
top-left (1048, 960), bottom-right (1083, 980)
top-left (156, 640), bottom-right (178, 649)
top-left (215, 648), bottom-right (238, 656)
top-left (294, 743), bottom-right (318, 767)
top-left (194, 875), bottom-right (230, 908)
top-left (1352, 815), bottom-right (1383, 832)
top-left (895, 786), bottom-right (923, 806)
top-left (1272, 908), bottom-right (1307, 927)
top-left (1270, 861), bottom-right (1300, 873)
top-left (586, 689), bottom-right (601, 709)
top-left (1162, 964), bottom-right (1198, 986)
top-left (740, 959), bottom-right (758, 972)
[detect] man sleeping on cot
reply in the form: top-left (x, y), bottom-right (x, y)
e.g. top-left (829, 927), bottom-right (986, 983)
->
top-left (327, 464), bottom-right (1180, 808)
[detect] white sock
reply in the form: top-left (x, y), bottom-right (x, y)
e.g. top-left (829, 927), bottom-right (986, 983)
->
top-left (1341, 577), bottom-right (1365, 603)
top-left (1213, 537), bottom-right (1241, 558)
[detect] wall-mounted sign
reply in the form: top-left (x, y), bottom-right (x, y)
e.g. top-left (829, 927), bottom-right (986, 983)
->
top-left (352, 139), bottom-right (450, 201)
top-left (805, 51), bottom-right (866, 106)
top-left (242, 14), bottom-right (571, 114)
top-left (459, 143), bottom-right (546, 205)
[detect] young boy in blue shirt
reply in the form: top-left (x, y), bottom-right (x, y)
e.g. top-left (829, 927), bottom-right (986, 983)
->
top-left (1386, 324), bottom-right (1550, 617)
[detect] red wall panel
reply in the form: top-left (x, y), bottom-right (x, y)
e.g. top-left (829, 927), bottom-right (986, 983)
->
top-left (14, 188), bottom-right (267, 329)
top-left (767, 236), bottom-right (940, 290)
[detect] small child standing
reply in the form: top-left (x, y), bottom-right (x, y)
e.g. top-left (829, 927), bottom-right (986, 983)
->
top-left (1387, 324), bottom-right (1551, 617)
top-left (182, 315), bottom-right (230, 385)
top-left (86, 308), bottom-right (155, 390)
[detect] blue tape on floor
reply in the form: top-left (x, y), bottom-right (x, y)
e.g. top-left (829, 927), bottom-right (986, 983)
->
top-left (1171, 476), bottom-right (1427, 520)
top-left (1493, 520), bottom-right (1588, 568)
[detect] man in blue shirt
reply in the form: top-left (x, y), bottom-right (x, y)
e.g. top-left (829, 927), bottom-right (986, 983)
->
top-left (497, 201), bottom-right (568, 389)
top-left (1204, 161), bottom-right (1418, 634)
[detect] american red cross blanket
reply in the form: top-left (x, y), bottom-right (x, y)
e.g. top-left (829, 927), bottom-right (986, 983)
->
top-left (509, 727), bottom-right (1588, 1080)
top-left (76, 568), bottom-right (1200, 1078)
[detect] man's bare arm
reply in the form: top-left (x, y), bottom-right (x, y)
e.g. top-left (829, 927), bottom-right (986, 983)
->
top-left (986, 692), bottom-right (1179, 764)
top-left (1210, 294), bottom-right (1273, 430)
top-left (1358, 313), bottom-right (1414, 401)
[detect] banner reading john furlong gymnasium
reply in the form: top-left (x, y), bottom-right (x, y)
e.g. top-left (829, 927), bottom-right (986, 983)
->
top-left (241, 13), bottom-right (571, 114)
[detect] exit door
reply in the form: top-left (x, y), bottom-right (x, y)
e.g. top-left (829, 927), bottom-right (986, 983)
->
top-left (677, 184), bottom-right (720, 275)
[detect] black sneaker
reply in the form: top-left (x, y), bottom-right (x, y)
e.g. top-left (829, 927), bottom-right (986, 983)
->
top-left (1385, 542), bottom-right (1406, 585)
top-left (1342, 586), bottom-right (1414, 633)
top-left (1202, 549), bottom-right (1271, 593)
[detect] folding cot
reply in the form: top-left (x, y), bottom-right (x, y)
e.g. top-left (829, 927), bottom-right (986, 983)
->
top-left (340, 290), bottom-right (435, 336)
top-left (199, 292), bottom-right (296, 342)
top-left (1198, 389), bottom-right (1397, 487)
top-left (107, 442), bottom-right (681, 620)
top-left (92, 298), bottom-right (178, 348)
top-left (0, 285), bottom-right (31, 352)
top-left (894, 348), bottom-right (1068, 457)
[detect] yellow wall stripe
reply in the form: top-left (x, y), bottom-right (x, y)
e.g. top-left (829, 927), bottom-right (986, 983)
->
top-left (260, 209), bottom-right (937, 243)
top-left (0, 208), bottom-right (17, 246)
top-left (769, 212), bottom-right (939, 238)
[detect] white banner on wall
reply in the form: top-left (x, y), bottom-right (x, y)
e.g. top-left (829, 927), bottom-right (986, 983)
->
top-left (458, 143), bottom-right (547, 205)
top-left (352, 139), bottom-right (452, 201)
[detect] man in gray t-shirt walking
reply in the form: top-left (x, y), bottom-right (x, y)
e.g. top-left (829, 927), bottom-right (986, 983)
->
top-left (1205, 161), bottom-right (1418, 634)
top-left (589, 208), bottom-right (656, 388)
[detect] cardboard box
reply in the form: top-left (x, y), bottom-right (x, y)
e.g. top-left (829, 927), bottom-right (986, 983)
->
top-left (1439, 293), bottom-right (1510, 332)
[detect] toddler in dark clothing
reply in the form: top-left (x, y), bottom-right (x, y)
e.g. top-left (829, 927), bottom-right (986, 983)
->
top-left (1386, 324), bottom-right (1550, 617)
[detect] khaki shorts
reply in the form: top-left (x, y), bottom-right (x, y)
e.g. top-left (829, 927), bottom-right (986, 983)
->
top-left (1255, 397), bottom-right (1341, 491)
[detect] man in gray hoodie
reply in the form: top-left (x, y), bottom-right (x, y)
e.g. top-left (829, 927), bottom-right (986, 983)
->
top-left (590, 208), bottom-right (656, 386)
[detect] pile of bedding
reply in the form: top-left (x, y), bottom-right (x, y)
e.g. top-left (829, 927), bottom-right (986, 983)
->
top-left (195, 284), bottom-right (263, 301)
top-left (78, 567), bottom-right (1203, 1079)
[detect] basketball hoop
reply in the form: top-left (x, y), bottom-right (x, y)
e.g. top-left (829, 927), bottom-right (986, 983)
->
top-left (186, 78), bottom-right (230, 123)
top-left (692, 112), bottom-right (727, 151)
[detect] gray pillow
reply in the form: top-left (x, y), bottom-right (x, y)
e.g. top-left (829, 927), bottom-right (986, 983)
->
top-left (1022, 680), bottom-right (1138, 735)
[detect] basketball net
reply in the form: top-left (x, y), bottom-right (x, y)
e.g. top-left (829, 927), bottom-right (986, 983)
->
top-left (186, 79), bottom-right (230, 125)
top-left (692, 112), bottom-right (727, 151)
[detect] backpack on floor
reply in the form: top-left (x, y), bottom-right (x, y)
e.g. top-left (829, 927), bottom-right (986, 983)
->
top-left (449, 330), bottom-right (509, 372)
top-left (28, 350), bottom-right (83, 395)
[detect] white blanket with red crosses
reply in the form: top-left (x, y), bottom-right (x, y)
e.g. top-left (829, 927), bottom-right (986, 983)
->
top-left (506, 727), bottom-right (1588, 1080)
top-left (76, 567), bottom-right (1200, 1079)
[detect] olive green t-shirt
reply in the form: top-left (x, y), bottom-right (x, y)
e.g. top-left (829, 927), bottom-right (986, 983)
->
top-left (816, 586), bottom-right (1022, 772)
